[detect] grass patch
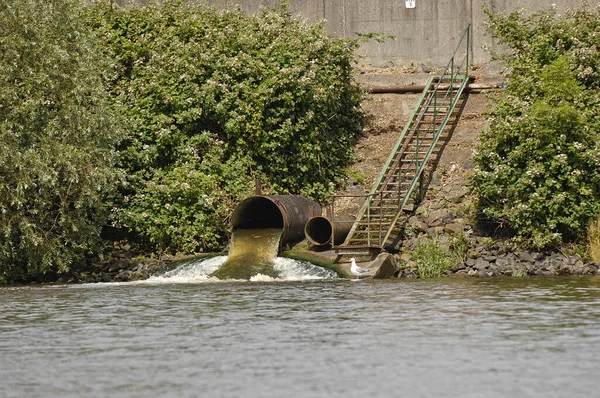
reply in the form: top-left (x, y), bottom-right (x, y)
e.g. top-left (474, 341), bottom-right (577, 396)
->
top-left (511, 269), bottom-right (526, 278)
top-left (588, 217), bottom-right (600, 263)
top-left (449, 232), bottom-right (470, 262)
top-left (347, 168), bottom-right (367, 186)
top-left (411, 237), bottom-right (455, 278)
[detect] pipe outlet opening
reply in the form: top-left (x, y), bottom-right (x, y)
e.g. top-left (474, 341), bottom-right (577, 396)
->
top-left (304, 216), bottom-right (333, 245)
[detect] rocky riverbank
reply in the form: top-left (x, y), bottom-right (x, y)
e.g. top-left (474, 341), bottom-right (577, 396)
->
top-left (390, 167), bottom-right (600, 278)
top-left (63, 250), bottom-right (204, 284)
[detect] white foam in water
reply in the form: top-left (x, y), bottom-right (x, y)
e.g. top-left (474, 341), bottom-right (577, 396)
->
top-left (272, 257), bottom-right (338, 281)
top-left (145, 255), bottom-right (338, 283)
top-left (145, 256), bottom-right (227, 283)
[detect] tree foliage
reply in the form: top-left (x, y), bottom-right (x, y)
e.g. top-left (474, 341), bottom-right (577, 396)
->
top-left (86, 0), bottom-right (366, 254)
top-left (469, 5), bottom-right (600, 249)
top-left (0, 0), bottom-right (122, 282)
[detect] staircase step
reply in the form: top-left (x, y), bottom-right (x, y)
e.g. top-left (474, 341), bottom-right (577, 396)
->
top-left (353, 222), bottom-right (393, 228)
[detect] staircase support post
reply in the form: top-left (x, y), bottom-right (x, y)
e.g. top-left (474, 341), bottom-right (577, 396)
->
top-left (418, 173), bottom-right (425, 203)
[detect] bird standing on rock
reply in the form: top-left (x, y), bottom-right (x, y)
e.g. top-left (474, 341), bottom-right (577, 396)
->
top-left (350, 258), bottom-right (369, 279)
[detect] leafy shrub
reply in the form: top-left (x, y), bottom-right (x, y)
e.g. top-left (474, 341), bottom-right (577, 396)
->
top-left (0, 0), bottom-right (122, 282)
top-left (484, 4), bottom-right (600, 90)
top-left (86, 0), bottom-right (366, 254)
top-left (469, 5), bottom-right (600, 249)
top-left (411, 237), bottom-right (454, 278)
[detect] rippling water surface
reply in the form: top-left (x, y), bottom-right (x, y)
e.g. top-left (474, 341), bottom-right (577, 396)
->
top-left (1, 259), bottom-right (600, 398)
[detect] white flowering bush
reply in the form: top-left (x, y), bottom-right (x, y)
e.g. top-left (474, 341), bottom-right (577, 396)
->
top-left (0, 0), bottom-right (123, 282)
top-left (470, 5), bottom-right (600, 249)
top-left (86, 0), bottom-right (365, 253)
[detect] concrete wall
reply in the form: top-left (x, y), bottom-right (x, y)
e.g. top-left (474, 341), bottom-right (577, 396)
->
top-left (205, 0), bottom-right (595, 67)
top-left (119, 1), bottom-right (598, 67)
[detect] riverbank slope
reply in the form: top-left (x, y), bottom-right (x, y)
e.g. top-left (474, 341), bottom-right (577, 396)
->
top-left (316, 65), bottom-right (600, 278)
top-left (72, 65), bottom-right (600, 282)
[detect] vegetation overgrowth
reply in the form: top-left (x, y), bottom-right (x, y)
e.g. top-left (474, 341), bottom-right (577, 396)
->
top-left (469, 4), bottom-right (600, 251)
top-left (410, 237), bottom-right (455, 278)
top-left (0, 0), bottom-right (123, 282)
top-left (0, 0), bottom-right (366, 283)
top-left (86, 0), bottom-right (366, 255)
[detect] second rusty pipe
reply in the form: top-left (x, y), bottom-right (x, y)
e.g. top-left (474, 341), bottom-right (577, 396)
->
top-left (304, 215), bottom-right (355, 246)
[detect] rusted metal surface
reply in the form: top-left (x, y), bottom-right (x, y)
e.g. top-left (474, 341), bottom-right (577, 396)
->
top-left (304, 215), bottom-right (355, 246)
top-left (231, 195), bottom-right (321, 245)
top-left (366, 82), bottom-right (503, 94)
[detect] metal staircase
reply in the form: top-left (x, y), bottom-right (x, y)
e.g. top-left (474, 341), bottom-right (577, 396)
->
top-left (330, 25), bottom-right (471, 256)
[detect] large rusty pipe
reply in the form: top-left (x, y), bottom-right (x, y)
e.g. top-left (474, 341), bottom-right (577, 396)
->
top-left (304, 215), bottom-right (355, 246)
top-left (231, 195), bottom-right (321, 246)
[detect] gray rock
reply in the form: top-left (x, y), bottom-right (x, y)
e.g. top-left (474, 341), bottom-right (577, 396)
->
top-left (408, 216), bottom-right (429, 233)
top-left (444, 222), bottom-right (465, 235)
top-left (130, 269), bottom-right (150, 281)
top-left (427, 217), bottom-right (444, 228)
top-left (504, 252), bottom-right (518, 264)
top-left (569, 255), bottom-right (583, 265)
top-left (372, 253), bottom-right (400, 279)
top-left (448, 187), bottom-right (468, 203)
top-left (430, 200), bottom-right (446, 210)
top-left (572, 260), bottom-right (596, 275)
top-left (108, 258), bottom-right (130, 272)
top-left (452, 262), bottom-right (466, 272)
top-left (115, 270), bottom-right (133, 282)
top-left (429, 209), bottom-right (450, 221)
top-left (442, 213), bottom-right (455, 223)
top-left (403, 203), bottom-right (416, 213)
top-left (495, 245), bottom-right (509, 256)
top-left (474, 257), bottom-right (490, 270)
top-left (518, 250), bottom-right (540, 263)
top-left (495, 255), bottom-right (510, 268)
top-left (433, 226), bottom-right (445, 235)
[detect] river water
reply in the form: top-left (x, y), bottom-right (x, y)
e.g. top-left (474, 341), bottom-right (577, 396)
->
top-left (1, 257), bottom-right (600, 398)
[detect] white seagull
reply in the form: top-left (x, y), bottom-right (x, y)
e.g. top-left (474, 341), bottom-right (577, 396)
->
top-left (350, 258), bottom-right (369, 278)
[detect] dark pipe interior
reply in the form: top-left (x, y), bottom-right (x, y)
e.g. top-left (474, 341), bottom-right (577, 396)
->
top-left (305, 217), bottom-right (333, 245)
top-left (231, 197), bottom-right (284, 230)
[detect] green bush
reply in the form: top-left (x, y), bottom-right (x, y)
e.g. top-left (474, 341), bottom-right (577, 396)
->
top-left (0, 0), bottom-right (122, 282)
top-left (411, 237), bottom-right (454, 278)
top-left (469, 5), bottom-right (600, 249)
top-left (87, 0), bottom-right (366, 254)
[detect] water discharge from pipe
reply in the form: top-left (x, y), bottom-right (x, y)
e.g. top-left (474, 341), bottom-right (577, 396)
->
top-left (208, 195), bottom-right (322, 280)
top-left (210, 228), bottom-right (283, 280)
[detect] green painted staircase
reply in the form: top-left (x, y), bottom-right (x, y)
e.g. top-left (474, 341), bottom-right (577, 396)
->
top-left (331, 25), bottom-right (471, 256)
